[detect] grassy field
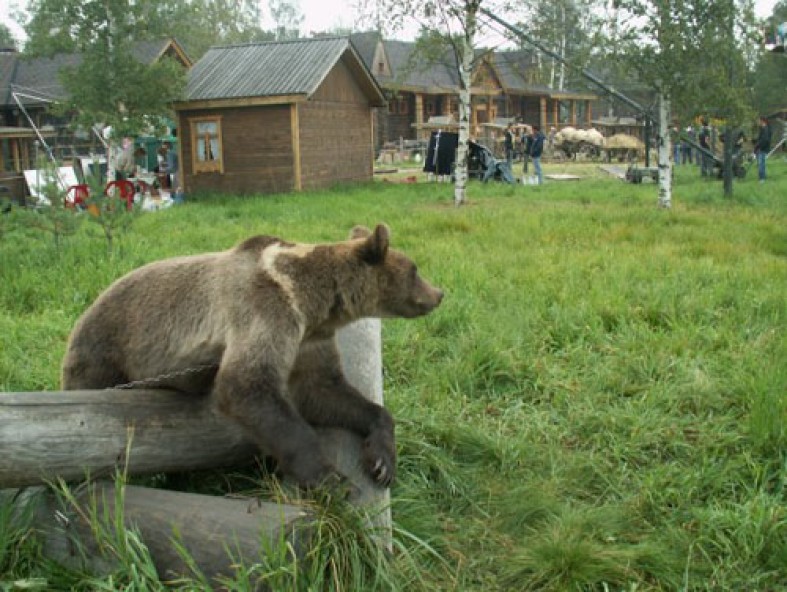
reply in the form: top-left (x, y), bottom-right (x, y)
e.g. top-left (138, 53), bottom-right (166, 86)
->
top-left (1, 160), bottom-right (786, 590)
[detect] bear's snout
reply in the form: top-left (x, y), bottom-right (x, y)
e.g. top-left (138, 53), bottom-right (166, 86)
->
top-left (413, 284), bottom-right (444, 315)
top-left (432, 288), bottom-right (445, 307)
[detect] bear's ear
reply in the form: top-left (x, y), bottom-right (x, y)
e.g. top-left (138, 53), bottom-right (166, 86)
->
top-left (356, 224), bottom-right (390, 264)
top-left (349, 225), bottom-right (372, 240)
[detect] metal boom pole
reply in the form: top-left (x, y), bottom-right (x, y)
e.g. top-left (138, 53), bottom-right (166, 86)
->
top-left (479, 8), bottom-right (656, 164)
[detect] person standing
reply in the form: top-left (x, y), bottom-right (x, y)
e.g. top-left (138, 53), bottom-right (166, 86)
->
top-left (504, 123), bottom-right (515, 172)
top-left (530, 125), bottom-right (546, 185)
top-left (698, 118), bottom-right (713, 177)
top-left (521, 125), bottom-right (533, 174)
top-left (753, 117), bottom-right (772, 183)
top-left (682, 125), bottom-right (694, 164)
top-left (164, 140), bottom-right (179, 191)
top-left (114, 137), bottom-right (136, 181)
top-left (670, 123), bottom-right (681, 164)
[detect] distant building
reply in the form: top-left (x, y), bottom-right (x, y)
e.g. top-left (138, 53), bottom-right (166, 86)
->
top-left (349, 31), bottom-right (597, 149)
top-left (0, 39), bottom-right (191, 200)
top-left (173, 37), bottom-right (385, 196)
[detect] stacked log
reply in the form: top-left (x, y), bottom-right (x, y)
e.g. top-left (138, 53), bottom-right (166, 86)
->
top-left (0, 320), bottom-right (389, 585)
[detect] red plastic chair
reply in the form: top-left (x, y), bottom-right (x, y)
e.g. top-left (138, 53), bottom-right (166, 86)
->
top-left (104, 180), bottom-right (136, 211)
top-left (65, 184), bottom-right (89, 209)
top-left (135, 179), bottom-right (153, 195)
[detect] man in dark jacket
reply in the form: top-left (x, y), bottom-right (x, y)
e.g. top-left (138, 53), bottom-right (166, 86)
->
top-left (754, 117), bottom-right (772, 183)
top-left (529, 125), bottom-right (546, 185)
top-left (698, 118), bottom-right (713, 177)
top-left (504, 123), bottom-right (515, 171)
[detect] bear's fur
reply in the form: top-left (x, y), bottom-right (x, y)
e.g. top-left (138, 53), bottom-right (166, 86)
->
top-left (61, 224), bottom-right (443, 489)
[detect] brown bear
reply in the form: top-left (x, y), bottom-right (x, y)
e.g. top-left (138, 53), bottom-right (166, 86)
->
top-left (61, 224), bottom-right (443, 489)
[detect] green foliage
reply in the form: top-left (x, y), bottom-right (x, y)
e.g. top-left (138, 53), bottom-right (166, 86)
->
top-left (0, 198), bottom-right (15, 242)
top-left (82, 170), bottom-right (139, 255)
top-left (17, 0), bottom-right (78, 57)
top-left (19, 0), bottom-right (187, 138)
top-left (0, 23), bottom-right (17, 50)
top-left (14, 160), bottom-right (81, 252)
top-left (752, 50), bottom-right (787, 115)
top-left (515, 0), bottom-right (603, 90)
top-left (20, 0), bottom-right (284, 63)
top-left (607, 0), bottom-right (757, 126)
top-left (1, 164), bottom-right (786, 589)
top-left (0, 491), bottom-right (42, 580)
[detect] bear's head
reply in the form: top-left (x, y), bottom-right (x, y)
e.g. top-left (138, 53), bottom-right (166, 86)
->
top-left (351, 224), bottom-right (444, 319)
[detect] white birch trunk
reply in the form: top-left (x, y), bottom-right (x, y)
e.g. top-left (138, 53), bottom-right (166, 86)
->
top-left (657, 92), bottom-right (672, 209)
top-left (558, 6), bottom-right (566, 91)
top-left (454, 2), bottom-right (478, 207)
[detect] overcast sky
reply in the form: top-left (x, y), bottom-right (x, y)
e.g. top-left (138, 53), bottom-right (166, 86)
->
top-left (1, 0), bottom-right (782, 46)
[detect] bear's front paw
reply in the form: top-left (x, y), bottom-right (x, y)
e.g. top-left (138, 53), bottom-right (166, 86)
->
top-left (362, 430), bottom-right (396, 488)
top-left (286, 453), bottom-right (342, 490)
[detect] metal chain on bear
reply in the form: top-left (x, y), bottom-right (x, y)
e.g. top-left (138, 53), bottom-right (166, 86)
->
top-left (109, 363), bottom-right (219, 390)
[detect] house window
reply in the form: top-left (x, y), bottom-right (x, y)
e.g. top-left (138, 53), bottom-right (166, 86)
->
top-left (190, 116), bottom-right (223, 174)
top-left (426, 101), bottom-right (435, 116)
top-left (398, 99), bottom-right (408, 115)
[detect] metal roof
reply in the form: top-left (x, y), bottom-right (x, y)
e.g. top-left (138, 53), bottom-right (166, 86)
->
top-left (184, 37), bottom-right (384, 104)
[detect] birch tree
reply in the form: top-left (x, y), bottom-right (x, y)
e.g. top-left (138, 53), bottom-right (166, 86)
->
top-left (515, 0), bottom-right (602, 92)
top-left (360, 0), bottom-right (493, 206)
top-left (608, 0), bottom-right (756, 205)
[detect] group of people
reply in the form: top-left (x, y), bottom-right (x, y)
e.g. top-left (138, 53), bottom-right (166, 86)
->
top-left (112, 133), bottom-right (180, 191)
top-left (672, 116), bottom-right (774, 183)
top-left (504, 123), bottom-right (546, 185)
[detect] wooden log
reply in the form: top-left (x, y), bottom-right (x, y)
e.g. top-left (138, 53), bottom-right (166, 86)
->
top-left (322, 318), bottom-right (392, 545)
top-left (0, 387), bottom-right (257, 488)
top-left (11, 483), bottom-right (310, 586)
top-left (0, 321), bottom-right (388, 499)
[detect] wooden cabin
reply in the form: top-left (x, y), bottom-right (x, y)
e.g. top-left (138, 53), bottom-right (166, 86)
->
top-left (172, 38), bottom-right (385, 196)
top-left (0, 39), bottom-right (192, 202)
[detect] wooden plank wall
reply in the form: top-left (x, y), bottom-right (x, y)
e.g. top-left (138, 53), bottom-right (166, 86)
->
top-left (178, 105), bottom-right (295, 196)
top-left (383, 95), bottom-right (414, 145)
top-left (299, 59), bottom-right (374, 190)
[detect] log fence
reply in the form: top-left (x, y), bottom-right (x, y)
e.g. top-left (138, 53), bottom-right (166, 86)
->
top-left (0, 320), bottom-right (390, 584)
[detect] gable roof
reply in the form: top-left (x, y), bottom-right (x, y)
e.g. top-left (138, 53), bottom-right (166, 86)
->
top-left (0, 50), bottom-right (19, 108)
top-left (350, 33), bottom-right (459, 92)
top-left (0, 38), bottom-right (192, 108)
top-left (350, 32), bottom-right (596, 100)
top-left (179, 37), bottom-right (385, 108)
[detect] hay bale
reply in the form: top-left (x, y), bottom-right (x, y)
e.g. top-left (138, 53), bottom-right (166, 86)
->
top-left (605, 133), bottom-right (644, 150)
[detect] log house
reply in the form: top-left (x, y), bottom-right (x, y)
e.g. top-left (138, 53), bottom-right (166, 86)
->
top-left (172, 38), bottom-right (386, 196)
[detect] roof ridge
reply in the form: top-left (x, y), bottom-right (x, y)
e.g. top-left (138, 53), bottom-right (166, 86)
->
top-left (210, 36), bottom-right (348, 51)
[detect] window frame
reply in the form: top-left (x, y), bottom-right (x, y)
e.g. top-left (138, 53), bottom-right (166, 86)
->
top-left (189, 115), bottom-right (224, 174)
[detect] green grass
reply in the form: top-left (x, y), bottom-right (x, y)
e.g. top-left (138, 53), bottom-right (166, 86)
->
top-left (1, 160), bottom-right (786, 590)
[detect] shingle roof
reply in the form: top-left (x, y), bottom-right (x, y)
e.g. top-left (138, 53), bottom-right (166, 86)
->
top-left (184, 37), bottom-right (384, 105)
top-left (0, 39), bottom-right (190, 107)
top-left (386, 40), bottom-right (459, 90)
top-left (347, 31), bottom-right (380, 69)
top-left (11, 53), bottom-right (82, 104)
top-left (349, 32), bottom-right (595, 100)
top-left (0, 51), bottom-right (18, 107)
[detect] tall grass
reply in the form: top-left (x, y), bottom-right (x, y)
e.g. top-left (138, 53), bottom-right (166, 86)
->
top-left (1, 161), bottom-right (786, 590)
